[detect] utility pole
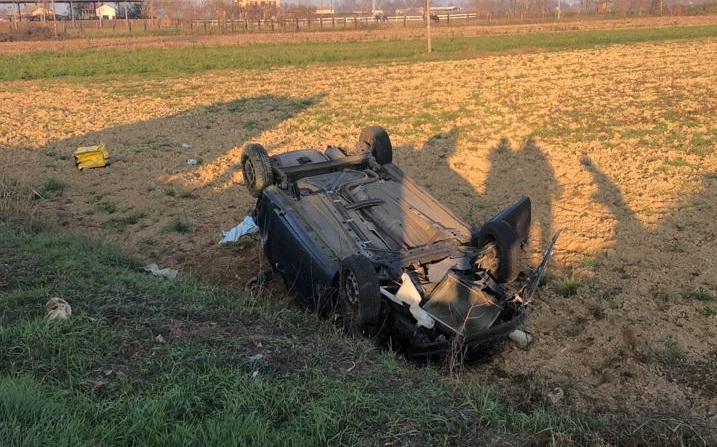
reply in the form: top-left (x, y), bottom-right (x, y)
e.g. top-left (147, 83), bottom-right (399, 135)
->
top-left (425, 0), bottom-right (431, 53)
top-left (51, 0), bottom-right (57, 37)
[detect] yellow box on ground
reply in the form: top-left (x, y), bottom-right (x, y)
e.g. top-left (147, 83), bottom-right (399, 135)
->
top-left (74, 144), bottom-right (109, 170)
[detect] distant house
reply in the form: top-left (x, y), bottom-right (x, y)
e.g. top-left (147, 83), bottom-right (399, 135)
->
top-left (235, 0), bottom-right (280, 7)
top-left (96, 4), bottom-right (116, 20)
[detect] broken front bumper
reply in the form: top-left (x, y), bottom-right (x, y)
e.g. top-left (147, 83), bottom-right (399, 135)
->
top-left (398, 311), bottom-right (527, 358)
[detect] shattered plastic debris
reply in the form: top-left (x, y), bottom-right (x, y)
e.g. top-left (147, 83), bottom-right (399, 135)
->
top-left (546, 387), bottom-right (565, 405)
top-left (45, 297), bottom-right (72, 320)
top-left (219, 216), bottom-right (259, 244)
top-left (74, 144), bottom-right (109, 170)
top-left (508, 329), bottom-right (534, 349)
top-left (248, 353), bottom-right (264, 363)
top-left (143, 263), bottom-right (178, 279)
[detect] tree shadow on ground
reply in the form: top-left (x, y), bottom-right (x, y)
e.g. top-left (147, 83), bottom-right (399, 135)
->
top-left (13, 94), bottom-right (321, 284)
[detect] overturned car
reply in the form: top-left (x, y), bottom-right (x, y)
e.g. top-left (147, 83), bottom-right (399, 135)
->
top-left (242, 126), bottom-right (557, 358)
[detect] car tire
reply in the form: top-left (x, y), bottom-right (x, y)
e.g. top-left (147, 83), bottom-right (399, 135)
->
top-left (241, 143), bottom-right (273, 198)
top-left (339, 254), bottom-right (381, 336)
top-left (475, 220), bottom-right (522, 283)
top-left (356, 126), bottom-right (393, 165)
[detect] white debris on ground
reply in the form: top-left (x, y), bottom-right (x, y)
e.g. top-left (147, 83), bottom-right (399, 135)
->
top-left (247, 353), bottom-right (264, 363)
top-left (508, 329), bottom-right (534, 349)
top-left (45, 297), bottom-right (72, 320)
top-left (546, 387), bottom-right (565, 406)
top-left (218, 216), bottom-right (259, 244)
top-left (142, 263), bottom-right (179, 279)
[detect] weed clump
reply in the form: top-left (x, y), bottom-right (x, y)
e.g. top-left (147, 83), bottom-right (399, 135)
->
top-left (39, 178), bottom-right (66, 197)
top-left (165, 218), bottom-right (192, 233)
top-left (559, 272), bottom-right (581, 297)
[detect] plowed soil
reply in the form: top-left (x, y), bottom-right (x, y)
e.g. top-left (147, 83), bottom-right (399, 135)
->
top-left (2, 35), bottom-right (716, 425)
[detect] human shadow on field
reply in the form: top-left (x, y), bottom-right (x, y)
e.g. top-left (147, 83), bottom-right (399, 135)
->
top-left (390, 131), bottom-right (561, 362)
top-left (580, 155), bottom-right (644, 245)
top-left (580, 154), bottom-right (717, 412)
top-left (581, 154), bottom-right (716, 278)
top-left (395, 132), bottom-right (560, 252)
top-left (393, 129), bottom-right (479, 219)
top-left (484, 137), bottom-right (561, 249)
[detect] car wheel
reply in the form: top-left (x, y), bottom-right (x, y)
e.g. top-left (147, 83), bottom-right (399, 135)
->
top-left (474, 220), bottom-right (522, 283)
top-left (241, 143), bottom-right (273, 198)
top-left (356, 126), bottom-right (393, 165)
top-left (339, 255), bottom-right (381, 336)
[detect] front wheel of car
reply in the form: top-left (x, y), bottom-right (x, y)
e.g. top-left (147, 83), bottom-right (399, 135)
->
top-left (356, 126), bottom-right (393, 165)
top-left (339, 255), bottom-right (381, 336)
top-left (241, 143), bottom-right (273, 198)
top-left (474, 220), bottom-right (522, 283)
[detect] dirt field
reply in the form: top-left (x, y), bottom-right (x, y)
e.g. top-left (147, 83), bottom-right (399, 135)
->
top-left (2, 14), bottom-right (717, 54)
top-left (2, 35), bottom-right (717, 427)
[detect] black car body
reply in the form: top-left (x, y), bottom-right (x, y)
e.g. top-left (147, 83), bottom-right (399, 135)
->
top-left (242, 127), bottom-right (553, 357)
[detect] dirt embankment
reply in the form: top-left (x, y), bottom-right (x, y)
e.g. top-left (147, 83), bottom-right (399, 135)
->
top-left (2, 14), bottom-right (717, 54)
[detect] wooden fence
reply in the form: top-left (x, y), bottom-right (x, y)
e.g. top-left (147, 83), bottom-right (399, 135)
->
top-left (0, 13), bottom-right (511, 36)
top-left (0, 10), bottom-right (702, 36)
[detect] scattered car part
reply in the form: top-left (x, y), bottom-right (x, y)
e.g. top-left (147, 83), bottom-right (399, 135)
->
top-left (45, 297), bottom-right (72, 320)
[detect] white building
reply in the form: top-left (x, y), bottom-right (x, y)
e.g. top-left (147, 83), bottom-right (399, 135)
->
top-left (96, 4), bottom-right (117, 20)
top-left (235, 0), bottom-right (280, 8)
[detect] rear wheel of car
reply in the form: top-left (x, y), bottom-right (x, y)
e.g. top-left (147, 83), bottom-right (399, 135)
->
top-left (241, 143), bottom-right (273, 198)
top-left (356, 126), bottom-right (393, 165)
top-left (339, 255), bottom-right (381, 336)
top-left (474, 220), bottom-right (522, 283)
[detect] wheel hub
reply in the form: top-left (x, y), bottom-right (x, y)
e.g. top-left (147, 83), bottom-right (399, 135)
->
top-left (345, 271), bottom-right (360, 306)
top-left (243, 159), bottom-right (256, 186)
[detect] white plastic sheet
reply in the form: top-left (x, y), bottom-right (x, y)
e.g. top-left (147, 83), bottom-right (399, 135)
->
top-left (219, 216), bottom-right (259, 244)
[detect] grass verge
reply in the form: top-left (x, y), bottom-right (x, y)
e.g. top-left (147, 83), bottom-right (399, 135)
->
top-left (2, 25), bottom-right (717, 81)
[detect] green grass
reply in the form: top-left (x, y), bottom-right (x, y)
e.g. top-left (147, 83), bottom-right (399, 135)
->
top-left (559, 272), bottom-right (581, 297)
top-left (3, 25), bottom-right (717, 81)
top-left (38, 178), bottom-right (67, 197)
top-left (653, 337), bottom-right (685, 367)
top-left (104, 211), bottom-right (146, 231)
top-left (684, 288), bottom-right (716, 302)
top-left (1, 208), bottom-right (714, 445)
top-left (164, 218), bottom-right (193, 233)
